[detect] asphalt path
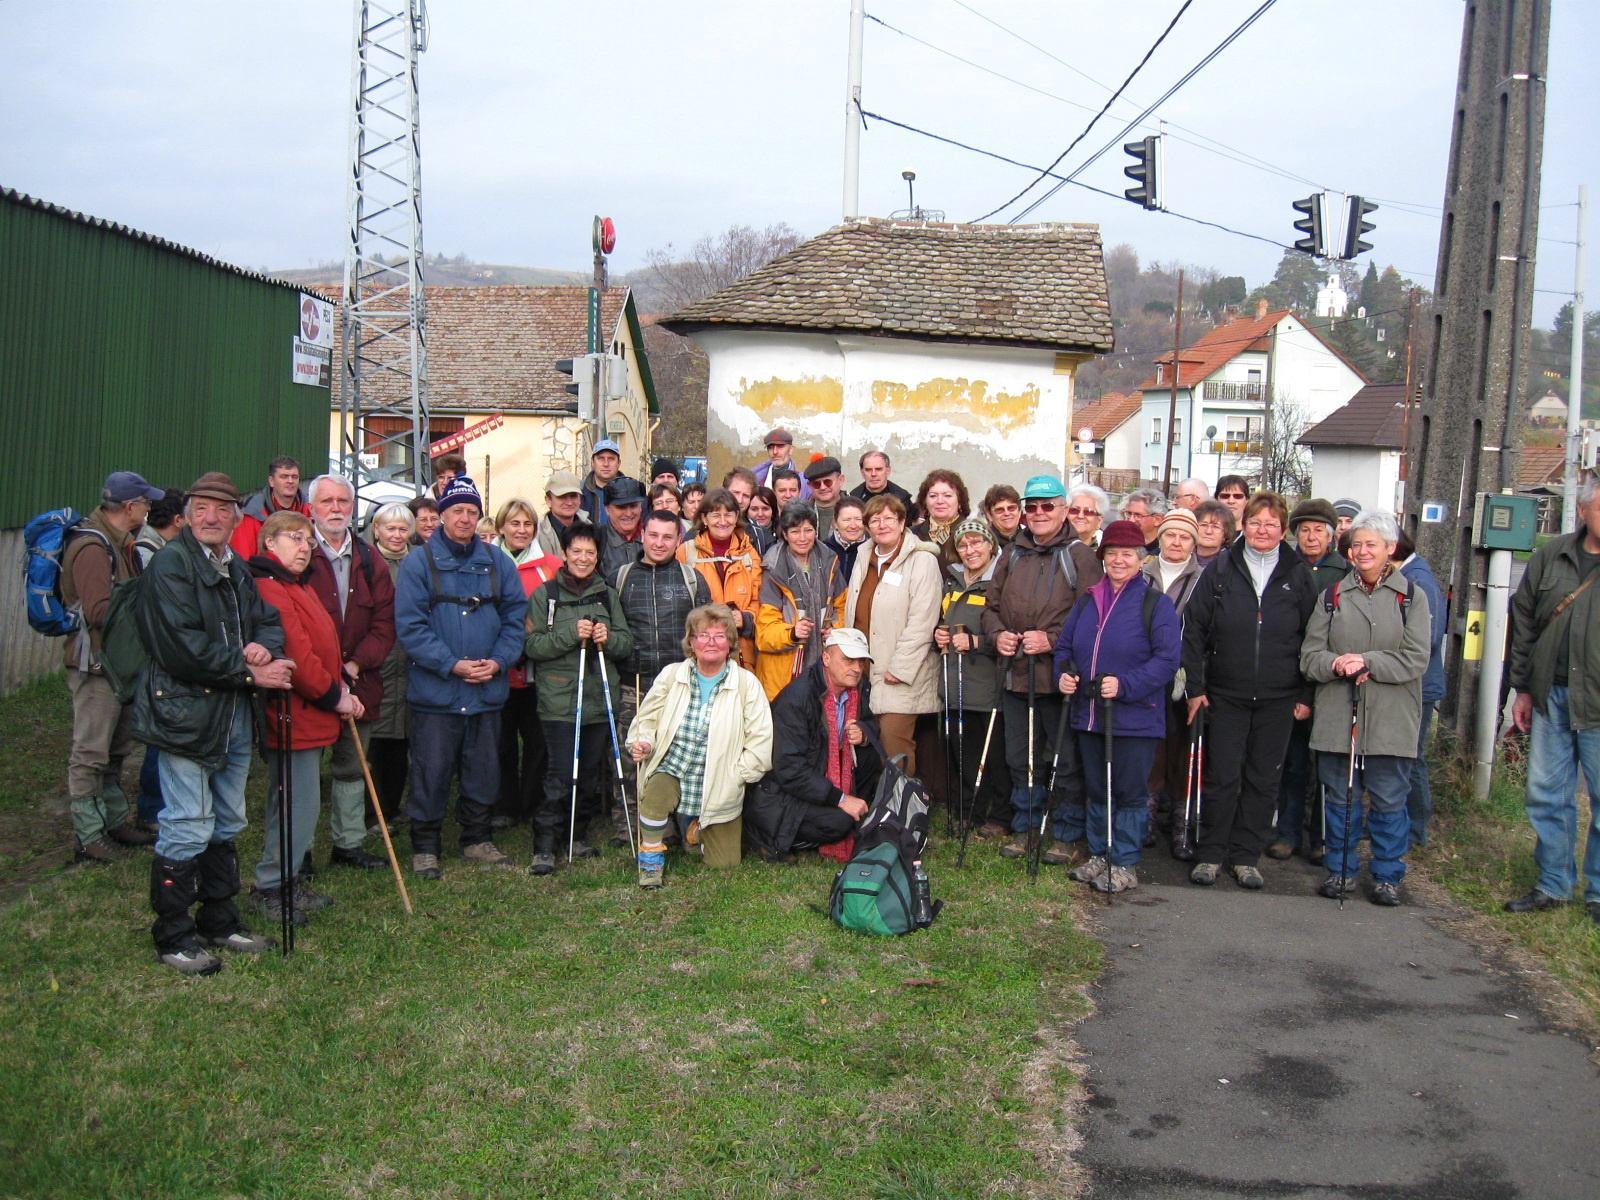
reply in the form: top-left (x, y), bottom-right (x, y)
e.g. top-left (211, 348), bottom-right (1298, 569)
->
top-left (1071, 847), bottom-right (1599, 1199)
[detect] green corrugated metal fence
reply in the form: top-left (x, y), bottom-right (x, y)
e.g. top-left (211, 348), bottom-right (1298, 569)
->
top-left (0, 189), bottom-right (328, 526)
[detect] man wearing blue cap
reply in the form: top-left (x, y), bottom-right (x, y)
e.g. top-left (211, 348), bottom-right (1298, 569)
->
top-left (582, 439), bottom-right (634, 529)
top-left (982, 473), bottom-right (1102, 864)
top-left (62, 470), bottom-right (166, 863)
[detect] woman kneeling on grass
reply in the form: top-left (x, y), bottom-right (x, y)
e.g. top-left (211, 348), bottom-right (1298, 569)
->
top-left (627, 604), bottom-right (773, 888)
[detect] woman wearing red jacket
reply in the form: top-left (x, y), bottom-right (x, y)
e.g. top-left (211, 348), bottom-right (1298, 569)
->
top-left (248, 510), bottom-right (362, 926)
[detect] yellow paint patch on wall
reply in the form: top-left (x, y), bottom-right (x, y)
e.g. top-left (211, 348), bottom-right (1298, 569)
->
top-left (738, 376), bottom-right (844, 418)
top-left (869, 377), bottom-right (1040, 434)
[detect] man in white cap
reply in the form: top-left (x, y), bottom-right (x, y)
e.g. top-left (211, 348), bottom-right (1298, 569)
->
top-left (745, 628), bottom-right (881, 862)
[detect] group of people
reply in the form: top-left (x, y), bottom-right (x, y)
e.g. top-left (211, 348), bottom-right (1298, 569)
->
top-left (57, 424), bottom-right (1600, 975)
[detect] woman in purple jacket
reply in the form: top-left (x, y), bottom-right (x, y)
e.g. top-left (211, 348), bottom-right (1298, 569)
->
top-left (1054, 520), bottom-right (1182, 893)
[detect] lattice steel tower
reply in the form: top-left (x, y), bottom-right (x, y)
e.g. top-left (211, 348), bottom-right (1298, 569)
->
top-left (338, 0), bottom-right (430, 491)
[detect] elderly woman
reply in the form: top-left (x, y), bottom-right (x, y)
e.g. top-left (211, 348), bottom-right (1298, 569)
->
top-left (249, 509), bottom-right (363, 925)
top-left (754, 502), bottom-right (846, 701)
top-left (823, 494), bottom-right (867, 582)
top-left (934, 518), bottom-right (1012, 838)
top-left (1181, 491), bottom-right (1319, 890)
top-left (1300, 510), bottom-right (1431, 906)
top-left (1141, 508), bottom-right (1206, 857)
top-left (1065, 484), bottom-right (1110, 548)
top-left (492, 498), bottom-right (562, 832)
top-left (982, 484), bottom-right (1023, 547)
top-left (1055, 520), bottom-right (1182, 893)
top-left (1193, 499), bottom-right (1235, 567)
top-left (843, 494), bottom-right (942, 774)
top-left (627, 604), bottom-right (774, 887)
top-left (365, 502), bottom-right (415, 828)
top-left (679, 487), bottom-right (763, 669)
top-left (911, 469), bottom-right (970, 566)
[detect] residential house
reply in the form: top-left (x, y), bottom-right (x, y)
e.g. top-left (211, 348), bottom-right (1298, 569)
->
top-left (1297, 383), bottom-right (1411, 511)
top-left (1136, 301), bottom-right (1367, 488)
top-left (1070, 390), bottom-right (1143, 493)
top-left (659, 217), bottom-right (1113, 497)
top-left (329, 286), bottom-right (658, 513)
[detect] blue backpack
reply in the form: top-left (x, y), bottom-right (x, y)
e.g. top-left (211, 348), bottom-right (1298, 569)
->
top-left (22, 508), bottom-right (109, 637)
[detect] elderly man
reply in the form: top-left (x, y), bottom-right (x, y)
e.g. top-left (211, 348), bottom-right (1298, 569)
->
top-left (1173, 478), bottom-right (1210, 511)
top-left (581, 439), bottom-right (630, 527)
top-left (804, 455), bottom-right (845, 539)
top-left (230, 455), bottom-right (307, 559)
top-left (650, 458), bottom-right (680, 488)
top-left (747, 628), bottom-right (881, 862)
top-left (304, 473), bottom-right (396, 871)
top-left (537, 470), bottom-right (589, 559)
top-left (1120, 488), bottom-right (1169, 553)
top-left (394, 476), bottom-right (529, 879)
top-left (133, 472), bottom-right (292, 974)
top-left (752, 427), bottom-right (811, 498)
top-left (61, 470), bottom-right (165, 862)
top-left (850, 449), bottom-right (913, 507)
top-left (599, 477), bottom-right (648, 584)
top-left (1505, 479), bottom-right (1600, 923)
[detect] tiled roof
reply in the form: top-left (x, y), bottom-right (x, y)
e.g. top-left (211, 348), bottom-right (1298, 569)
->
top-left (1137, 310), bottom-right (1290, 391)
top-left (659, 217), bottom-right (1113, 353)
top-left (1517, 446), bottom-right (1567, 489)
top-left (1297, 383), bottom-right (1410, 448)
top-left (1072, 391), bottom-right (1143, 439)
top-left (330, 286), bottom-right (625, 412)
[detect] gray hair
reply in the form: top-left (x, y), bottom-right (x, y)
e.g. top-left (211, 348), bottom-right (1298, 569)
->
top-left (1176, 477), bottom-right (1210, 501)
top-left (368, 502), bottom-right (415, 532)
top-left (1066, 483), bottom-right (1110, 518)
top-left (1122, 487), bottom-right (1169, 517)
top-left (307, 473), bottom-right (356, 504)
top-left (1349, 508), bottom-right (1400, 545)
top-left (1580, 475), bottom-right (1600, 507)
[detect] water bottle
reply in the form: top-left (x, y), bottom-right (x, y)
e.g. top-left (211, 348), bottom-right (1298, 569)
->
top-left (911, 861), bottom-right (933, 928)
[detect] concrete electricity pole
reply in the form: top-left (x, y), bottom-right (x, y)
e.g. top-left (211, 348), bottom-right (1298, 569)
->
top-left (1405, 0), bottom-right (1549, 749)
top-left (1562, 185), bottom-right (1587, 532)
top-left (842, 0), bottom-right (865, 221)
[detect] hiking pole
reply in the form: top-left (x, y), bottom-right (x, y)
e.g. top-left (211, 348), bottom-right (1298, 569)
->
top-left (1034, 657), bottom-right (1078, 884)
top-left (277, 693), bottom-right (295, 957)
top-left (1097, 676), bottom-right (1115, 909)
top-left (955, 635), bottom-right (967, 844)
top-left (346, 715), bottom-right (412, 915)
top-left (1025, 643), bottom-right (1039, 870)
top-left (1174, 704), bottom-right (1200, 862)
top-left (569, 638), bottom-right (588, 864)
top-left (957, 653), bottom-right (1005, 869)
top-left (1342, 677), bottom-right (1359, 911)
top-left (940, 628), bottom-right (955, 836)
top-left (598, 649), bottom-right (637, 858)
top-left (1192, 704), bottom-right (1206, 857)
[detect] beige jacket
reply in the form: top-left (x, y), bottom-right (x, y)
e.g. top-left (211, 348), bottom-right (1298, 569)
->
top-left (843, 535), bottom-right (942, 716)
top-left (627, 659), bottom-right (773, 829)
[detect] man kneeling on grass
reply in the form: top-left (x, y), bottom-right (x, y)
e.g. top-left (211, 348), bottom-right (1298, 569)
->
top-left (626, 604), bottom-right (773, 888)
top-left (745, 628), bottom-right (881, 863)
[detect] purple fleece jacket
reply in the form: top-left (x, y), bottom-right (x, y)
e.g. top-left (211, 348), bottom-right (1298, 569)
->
top-left (1052, 572), bottom-right (1182, 739)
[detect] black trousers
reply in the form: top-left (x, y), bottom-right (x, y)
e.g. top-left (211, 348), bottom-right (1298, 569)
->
top-left (789, 802), bottom-right (856, 851)
top-left (535, 720), bottom-right (609, 853)
top-left (366, 736), bottom-right (409, 824)
top-left (495, 685), bottom-right (547, 824)
top-left (1196, 693), bottom-right (1298, 868)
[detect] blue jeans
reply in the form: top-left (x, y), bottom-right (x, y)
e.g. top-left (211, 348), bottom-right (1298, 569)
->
top-left (1406, 702), bottom-right (1436, 846)
top-left (137, 746), bottom-right (164, 825)
top-left (1523, 686), bottom-right (1600, 903)
top-left (1080, 732), bottom-right (1157, 866)
top-left (154, 705), bottom-right (253, 862)
top-left (1319, 752), bottom-right (1413, 883)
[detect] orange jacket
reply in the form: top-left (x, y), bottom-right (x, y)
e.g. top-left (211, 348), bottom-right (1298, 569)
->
top-left (678, 530), bottom-right (762, 669)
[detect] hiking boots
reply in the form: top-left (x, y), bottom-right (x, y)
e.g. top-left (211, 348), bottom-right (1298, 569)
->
top-left (1318, 875), bottom-right (1357, 899)
top-left (330, 846), bottom-right (387, 871)
top-left (569, 841), bottom-right (599, 860)
top-left (999, 833), bottom-right (1037, 859)
top-left (1232, 865), bottom-right (1264, 890)
top-left (1093, 865), bottom-right (1138, 893)
top-left (528, 852), bottom-right (555, 876)
top-left (976, 821), bottom-right (1008, 840)
top-left (74, 837), bottom-right (124, 864)
top-left (1069, 855), bottom-right (1108, 884)
top-left (107, 821), bottom-right (156, 847)
top-left (1370, 881), bottom-right (1402, 907)
top-left (1265, 841), bottom-right (1294, 860)
top-left (1304, 845), bottom-right (1326, 866)
top-left (411, 854), bottom-right (441, 880)
top-left (205, 928), bottom-right (276, 954)
top-left (638, 863), bottom-right (664, 889)
top-left (293, 880), bottom-right (334, 912)
top-left (1586, 901), bottom-right (1600, 926)
top-left (1504, 889), bottom-right (1566, 913)
top-left (248, 887), bottom-right (308, 928)
top-left (462, 841), bottom-right (513, 867)
top-left (156, 940), bottom-right (223, 976)
top-left (1170, 830), bottom-right (1196, 862)
top-left (1042, 840), bottom-right (1086, 868)
top-left (1189, 861), bottom-right (1220, 886)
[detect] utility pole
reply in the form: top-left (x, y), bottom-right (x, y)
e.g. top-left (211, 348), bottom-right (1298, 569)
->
top-left (842, 0), bottom-right (865, 220)
top-left (1261, 322), bottom-right (1277, 489)
top-left (1563, 184), bottom-right (1588, 532)
top-left (1406, 0), bottom-right (1549, 746)
top-left (1162, 270), bottom-right (1184, 494)
top-left (1396, 288), bottom-right (1420, 511)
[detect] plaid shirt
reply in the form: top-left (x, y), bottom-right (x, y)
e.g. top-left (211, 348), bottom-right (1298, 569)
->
top-left (653, 667), bottom-right (727, 817)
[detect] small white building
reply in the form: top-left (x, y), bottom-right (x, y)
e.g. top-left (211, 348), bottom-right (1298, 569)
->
top-left (1315, 272), bottom-right (1349, 319)
top-left (660, 217), bottom-right (1113, 496)
top-left (1070, 390), bottom-right (1143, 492)
top-left (1137, 301), bottom-right (1367, 488)
top-left (1297, 383), bottom-right (1409, 510)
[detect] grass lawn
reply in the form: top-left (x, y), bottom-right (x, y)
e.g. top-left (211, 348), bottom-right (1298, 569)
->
top-left (0, 679), bottom-right (1101, 1200)
top-left (1419, 732), bottom-right (1600, 1029)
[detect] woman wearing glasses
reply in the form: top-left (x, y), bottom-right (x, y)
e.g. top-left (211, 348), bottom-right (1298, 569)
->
top-left (1214, 476), bottom-right (1251, 526)
top-left (1180, 492), bottom-right (1319, 890)
top-left (1064, 484), bottom-right (1110, 548)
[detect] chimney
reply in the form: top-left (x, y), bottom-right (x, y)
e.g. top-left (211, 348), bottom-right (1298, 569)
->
top-left (1223, 304), bottom-right (1239, 321)
top-left (1255, 299), bottom-right (1269, 320)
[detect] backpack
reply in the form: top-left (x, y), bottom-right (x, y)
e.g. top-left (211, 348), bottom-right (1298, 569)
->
top-left (614, 558), bottom-right (698, 596)
top-left (98, 575), bottom-right (150, 703)
top-left (1324, 576), bottom-right (1414, 626)
top-left (22, 508), bottom-right (110, 636)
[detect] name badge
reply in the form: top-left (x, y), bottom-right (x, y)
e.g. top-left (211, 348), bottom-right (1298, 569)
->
top-left (882, 571), bottom-right (903, 587)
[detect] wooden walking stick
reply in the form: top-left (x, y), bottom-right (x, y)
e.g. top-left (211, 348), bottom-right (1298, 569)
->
top-left (346, 715), bottom-right (413, 915)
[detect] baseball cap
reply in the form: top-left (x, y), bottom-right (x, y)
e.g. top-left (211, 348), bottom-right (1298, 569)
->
top-left (1022, 474), bottom-right (1066, 500)
top-left (764, 428), bottom-right (794, 447)
top-left (591, 438), bottom-right (621, 457)
top-left (545, 470), bottom-right (583, 497)
top-left (104, 471), bottom-right (164, 504)
top-left (603, 477), bottom-right (647, 506)
top-left (804, 456), bottom-right (843, 481)
top-left (823, 627), bottom-right (873, 661)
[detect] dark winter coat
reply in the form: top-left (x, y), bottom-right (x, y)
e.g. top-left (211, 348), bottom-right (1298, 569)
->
top-left (939, 560), bottom-right (1001, 713)
top-left (1398, 553), bottom-right (1447, 705)
top-left (1508, 530), bottom-right (1600, 729)
top-left (598, 522), bottom-right (644, 585)
top-left (981, 525), bottom-right (1103, 694)
top-left (1181, 542), bottom-right (1318, 704)
top-left (304, 534), bottom-right (395, 724)
top-left (525, 570), bottom-right (634, 724)
top-left (615, 556), bottom-right (711, 686)
top-left (131, 528), bottom-right (286, 768)
top-left (1053, 573), bottom-right (1182, 740)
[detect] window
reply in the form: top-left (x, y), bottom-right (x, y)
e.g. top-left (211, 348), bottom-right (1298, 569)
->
top-left (1151, 417), bottom-right (1162, 445)
top-left (1172, 417), bottom-right (1182, 445)
top-left (1156, 364), bottom-right (1165, 385)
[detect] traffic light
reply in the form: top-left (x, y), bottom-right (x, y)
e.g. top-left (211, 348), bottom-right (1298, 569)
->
top-left (1123, 136), bottom-right (1161, 210)
top-left (1341, 195), bottom-right (1378, 260)
top-left (1292, 193), bottom-right (1326, 257)
top-left (555, 354), bottom-right (597, 421)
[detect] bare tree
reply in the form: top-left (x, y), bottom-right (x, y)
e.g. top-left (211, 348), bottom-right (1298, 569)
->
top-left (1261, 393), bottom-right (1313, 498)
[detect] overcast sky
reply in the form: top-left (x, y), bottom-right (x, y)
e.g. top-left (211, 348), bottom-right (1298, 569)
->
top-left (2, 1), bottom-right (1593, 324)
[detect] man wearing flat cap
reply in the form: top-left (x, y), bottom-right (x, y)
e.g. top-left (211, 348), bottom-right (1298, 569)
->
top-left (803, 456), bottom-right (845, 540)
top-left (598, 476), bottom-right (648, 585)
top-left (752, 428), bottom-right (811, 499)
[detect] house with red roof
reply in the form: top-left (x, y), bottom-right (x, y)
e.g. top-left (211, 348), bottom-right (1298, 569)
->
top-left (1137, 301), bottom-right (1367, 489)
top-left (1297, 383), bottom-right (1410, 510)
top-left (1070, 390), bottom-right (1143, 490)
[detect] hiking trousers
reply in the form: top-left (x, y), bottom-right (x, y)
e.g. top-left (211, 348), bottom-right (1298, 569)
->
top-left (407, 709), bottom-right (499, 855)
top-left (1196, 693), bottom-right (1297, 869)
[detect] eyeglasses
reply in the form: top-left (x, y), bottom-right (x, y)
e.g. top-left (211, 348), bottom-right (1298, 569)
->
top-left (1066, 506), bottom-right (1098, 517)
top-left (1245, 520), bottom-right (1283, 533)
top-left (692, 630), bottom-right (730, 643)
top-left (1219, 492), bottom-right (1248, 501)
top-left (1023, 500), bottom-right (1061, 513)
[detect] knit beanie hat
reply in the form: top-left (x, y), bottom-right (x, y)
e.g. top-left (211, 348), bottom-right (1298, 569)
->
top-left (437, 475), bottom-right (483, 515)
top-left (1155, 509), bottom-right (1199, 542)
top-left (950, 518), bottom-right (997, 548)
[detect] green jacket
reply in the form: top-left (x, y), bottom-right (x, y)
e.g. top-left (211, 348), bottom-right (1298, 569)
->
top-left (131, 527), bottom-right (286, 768)
top-left (525, 571), bottom-right (634, 724)
top-left (1509, 531), bottom-right (1600, 730)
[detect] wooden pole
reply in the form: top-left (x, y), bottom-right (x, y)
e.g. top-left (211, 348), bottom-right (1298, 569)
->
top-left (1162, 270), bottom-right (1184, 494)
top-left (346, 716), bottom-right (413, 915)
